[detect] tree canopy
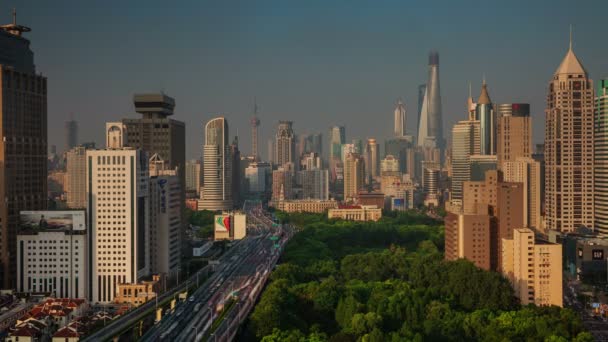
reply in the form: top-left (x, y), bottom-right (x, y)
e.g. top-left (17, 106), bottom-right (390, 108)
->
top-left (242, 211), bottom-right (590, 342)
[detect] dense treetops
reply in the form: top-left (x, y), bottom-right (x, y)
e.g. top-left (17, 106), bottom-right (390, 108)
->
top-left (242, 211), bottom-right (592, 342)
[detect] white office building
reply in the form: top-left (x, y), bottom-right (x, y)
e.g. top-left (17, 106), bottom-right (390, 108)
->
top-left (86, 148), bottom-right (150, 303)
top-left (17, 210), bottom-right (87, 299)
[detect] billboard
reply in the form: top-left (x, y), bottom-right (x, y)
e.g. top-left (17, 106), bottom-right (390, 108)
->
top-left (215, 215), bottom-right (231, 233)
top-left (20, 211), bottom-right (86, 233)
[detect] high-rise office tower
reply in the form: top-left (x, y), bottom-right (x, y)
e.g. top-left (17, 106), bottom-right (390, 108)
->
top-left (417, 51), bottom-right (443, 150)
top-left (200, 117), bottom-right (233, 211)
top-left (328, 126), bottom-right (346, 180)
top-left (311, 133), bottom-right (323, 157)
top-left (394, 100), bottom-right (406, 137)
top-left (343, 153), bottom-right (365, 201)
top-left (275, 121), bottom-right (295, 168)
top-left (545, 37), bottom-right (594, 232)
top-left (476, 81), bottom-right (496, 155)
top-left (149, 156), bottom-right (181, 277)
top-left (0, 14), bottom-right (47, 287)
top-left (250, 101), bottom-right (260, 160)
top-left (596, 79), bottom-right (608, 236)
top-left (66, 146), bottom-right (87, 209)
top-left (122, 94), bottom-right (186, 203)
top-left (450, 119), bottom-right (480, 202)
top-left (501, 228), bottom-right (562, 307)
top-left (366, 138), bottom-right (379, 180)
top-left (87, 148), bottom-right (150, 303)
top-left (497, 103), bottom-right (532, 170)
top-left (300, 152), bottom-right (322, 170)
top-left (301, 169), bottom-right (329, 200)
top-left (185, 159), bottom-right (202, 195)
top-left (272, 168), bottom-right (293, 201)
top-left (416, 84), bottom-right (426, 140)
top-left (231, 136), bottom-right (241, 207)
top-left (503, 157), bottom-right (542, 229)
top-left (65, 118), bottom-right (78, 153)
top-left (245, 162), bottom-right (271, 194)
top-left (423, 161), bottom-right (440, 206)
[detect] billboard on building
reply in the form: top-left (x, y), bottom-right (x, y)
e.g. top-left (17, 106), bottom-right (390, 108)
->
top-left (20, 211), bottom-right (86, 233)
top-left (215, 215), bottom-right (231, 233)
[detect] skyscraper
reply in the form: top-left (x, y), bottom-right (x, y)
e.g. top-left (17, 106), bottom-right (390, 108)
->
top-left (417, 51), bottom-right (443, 150)
top-left (596, 79), bottom-right (608, 236)
top-left (200, 117), bottom-right (233, 211)
top-left (0, 14), bottom-right (47, 287)
top-left (366, 138), bottom-right (379, 180)
top-left (66, 146), bottom-right (87, 209)
top-left (545, 37), bottom-right (594, 232)
top-left (250, 101), bottom-right (260, 160)
top-left (343, 153), bottom-right (365, 201)
top-left (185, 159), bottom-right (202, 195)
top-left (275, 121), bottom-right (295, 167)
top-left (65, 118), bottom-right (78, 153)
top-left (87, 148), bottom-right (150, 303)
top-left (122, 94), bottom-right (186, 201)
top-left (328, 126), bottom-right (346, 180)
top-left (476, 81), bottom-right (496, 155)
top-left (394, 100), bottom-right (406, 137)
top-left (504, 157), bottom-right (542, 230)
top-left (496, 103), bottom-right (532, 169)
top-left (450, 119), bottom-right (480, 202)
top-left (416, 84), bottom-right (426, 140)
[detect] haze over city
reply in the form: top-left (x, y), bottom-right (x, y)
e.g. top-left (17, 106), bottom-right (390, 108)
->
top-left (10, 0), bottom-right (607, 158)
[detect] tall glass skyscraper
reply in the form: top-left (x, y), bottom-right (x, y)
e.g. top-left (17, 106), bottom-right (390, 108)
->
top-left (200, 117), bottom-right (233, 211)
top-left (417, 51), bottom-right (443, 150)
top-left (394, 100), bottom-right (406, 137)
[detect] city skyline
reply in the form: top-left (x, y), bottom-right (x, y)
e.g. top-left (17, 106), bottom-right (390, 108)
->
top-left (9, 1), bottom-right (608, 159)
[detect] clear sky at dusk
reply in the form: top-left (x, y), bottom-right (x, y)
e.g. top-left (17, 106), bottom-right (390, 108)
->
top-left (6, 0), bottom-right (608, 159)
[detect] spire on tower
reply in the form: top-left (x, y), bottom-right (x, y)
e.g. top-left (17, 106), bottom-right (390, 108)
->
top-left (569, 24), bottom-right (573, 51)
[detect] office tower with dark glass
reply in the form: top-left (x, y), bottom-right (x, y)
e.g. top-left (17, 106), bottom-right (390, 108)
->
top-left (200, 117), bottom-right (233, 211)
top-left (65, 118), bottom-right (78, 152)
top-left (0, 14), bottom-right (47, 287)
top-left (476, 81), bottom-right (496, 155)
top-left (545, 38), bottom-right (594, 232)
top-left (417, 51), bottom-right (444, 150)
top-left (595, 79), bottom-right (608, 236)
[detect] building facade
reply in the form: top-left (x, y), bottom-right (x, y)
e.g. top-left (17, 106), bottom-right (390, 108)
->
top-left (66, 146), bottom-right (87, 209)
top-left (595, 79), bottom-right (608, 236)
top-left (86, 149), bottom-right (150, 303)
top-left (545, 41), bottom-right (594, 232)
top-left (328, 205), bottom-right (382, 222)
top-left (496, 103), bottom-right (532, 170)
top-left (185, 159), bottom-right (202, 195)
top-left (475, 82), bottom-right (495, 155)
top-left (17, 210), bottom-right (87, 298)
top-left (343, 153), bottom-right (365, 201)
top-left (0, 19), bottom-right (47, 287)
top-left (502, 228), bottom-right (562, 307)
top-left (275, 121), bottom-right (295, 167)
top-left (417, 51), bottom-right (444, 150)
top-left (200, 117), bottom-right (233, 211)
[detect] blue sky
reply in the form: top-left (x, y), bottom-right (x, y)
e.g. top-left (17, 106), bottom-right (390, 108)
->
top-left (6, 0), bottom-right (608, 159)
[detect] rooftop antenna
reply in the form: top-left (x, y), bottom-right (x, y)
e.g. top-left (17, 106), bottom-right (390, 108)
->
top-left (482, 73), bottom-right (486, 85)
top-left (12, 8), bottom-right (16, 25)
top-left (468, 81), bottom-right (472, 98)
